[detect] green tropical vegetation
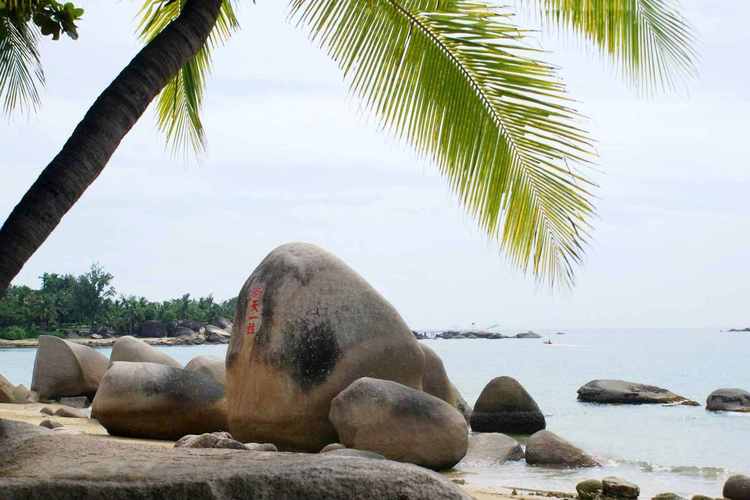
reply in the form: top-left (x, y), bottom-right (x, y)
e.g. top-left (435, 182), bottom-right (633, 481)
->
top-left (0, 0), bottom-right (696, 293)
top-left (0, 263), bottom-right (236, 340)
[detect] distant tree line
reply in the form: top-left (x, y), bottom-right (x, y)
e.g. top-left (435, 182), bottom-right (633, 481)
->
top-left (0, 264), bottom-right (236, 340)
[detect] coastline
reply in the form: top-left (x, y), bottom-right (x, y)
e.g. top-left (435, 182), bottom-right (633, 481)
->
top-left (0, 402), bottom-right (569, 500)
top-left (0, 335), bottom-right (229, 349)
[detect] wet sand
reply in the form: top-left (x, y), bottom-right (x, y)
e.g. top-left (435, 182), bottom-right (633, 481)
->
top-left (0, 403), bottom-right (570, 500)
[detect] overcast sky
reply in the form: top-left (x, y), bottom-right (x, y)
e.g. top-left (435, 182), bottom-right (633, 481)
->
top-left (2, 1), bottom-right (748, 330)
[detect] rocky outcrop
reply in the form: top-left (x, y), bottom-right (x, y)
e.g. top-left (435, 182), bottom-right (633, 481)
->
top-left (514, 331), bottom-right (542, 339)
top-left (185, 355), bottom-right (226, 385)
top-left (458, 433), bottom-right (524, 466)
top-left (420, 344), bottom-right (472, 424)
top-left (109, 335), bottom-right (181, 368)
top-left (0, 419), bottom-right (471, 500)
top-left (576, 479), bottom-right (603, 500)
top-left (525, 430), bottom-right (599, 468)
top-left (137, 320), bottom-right (167, 338)
top-left (226, 243), bottom-right (425, 451)
top-left (204, 325), bottom-right (231, 344)
top-left (602, 476), bottom-right (640, 498)
top-left (577, 380), bottom-right (697, 405)
top-left (329, 377), bottom-right (468, 470)
top-left (31, 336), bottom-right (109, 401)
top-left (470, 376), bottom-right (545, 434)
top-left (706, 388), bottom-right (750, 413)
top-left (724, 475), bottom-right (750, 500)
top-left (92, 362), bottom-right (227, 440)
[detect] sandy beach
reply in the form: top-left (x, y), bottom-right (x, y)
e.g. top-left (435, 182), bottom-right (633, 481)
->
top-left (0, 402), bottom-right (574, 500)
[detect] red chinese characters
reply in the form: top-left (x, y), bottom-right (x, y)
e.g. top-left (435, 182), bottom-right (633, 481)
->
top-left (246, 287), bottom-right (264, 336)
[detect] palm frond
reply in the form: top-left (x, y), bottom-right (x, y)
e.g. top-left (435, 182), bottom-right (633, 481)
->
top-left (290, 0), bottom-right (596, 287)
top-left (522, 0), bottom-right (697, 92)
top-left (0, 15), bottom-right (44, 115)
top-left (137, 0), bottom-right (239, 155)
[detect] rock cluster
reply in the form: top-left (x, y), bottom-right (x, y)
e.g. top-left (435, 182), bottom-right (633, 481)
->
top-left (0, 374), bottom-right (34, 404)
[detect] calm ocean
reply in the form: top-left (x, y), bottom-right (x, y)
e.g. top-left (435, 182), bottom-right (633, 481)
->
top-left (1, 328), bottom-right (748, 496)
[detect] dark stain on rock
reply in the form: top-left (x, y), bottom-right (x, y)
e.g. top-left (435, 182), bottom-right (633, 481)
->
top-left (141, 368), bottom-right (225, 403)
top-left (278, 316), bottom-right (341, 391)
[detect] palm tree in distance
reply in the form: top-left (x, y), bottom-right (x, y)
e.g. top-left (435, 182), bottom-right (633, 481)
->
top-left (0, 0), bottom-right (696, 293)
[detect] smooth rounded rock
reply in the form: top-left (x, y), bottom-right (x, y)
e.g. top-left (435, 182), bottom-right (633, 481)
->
top-left (421, 344), bottom-right (472, 424)
top-left (470, 376), bottom-right (545, 434)
top-left (653, 494), bottom-right (686, 500)
top-left (11, 384), bottom-right (32, 403)
top-left (1, 374), bottom-right (15, 403)
top-left (321, 443), bottom-right (347, 453)
top-left (92, 362), bottom-right (227, 440)
top-left (577, 479), bottom-right (603, 500)
top-left (525, 430), bottom-right (599, 468)
top-left (578, 380), bottom-right (694, 405)
top-left (724, 475), bottom-right (750, 500)
top-left (110, 336), bottom-right (181, 368)
top-left (329, 377), bottom-right (468, 471)
top-left (31, 336), bottom-right (109, 401)
top-left (602, 476), bottom-right (640, 498)
top-left (245, 442), bottom-right (279, 452)
top-left (706, 389), bottom-right (750, 413)
top-left (0, 419), bottom-right (471, 500)
top-left (458, 433), bottom-right (524, 466)
top-left (226, 243), bottom-right (425, 451)
top-left (175, 432), bottom-right (246, 450)
top-left (185, 355), bottom-right (226, 385)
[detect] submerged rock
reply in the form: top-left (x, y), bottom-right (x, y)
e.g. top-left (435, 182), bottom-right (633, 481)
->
top-left (92, 362), bottom-right (227, 440)
top-left (706, 388), bottom-right (750, 413)
top-left (576, 479), bottom-right (603, 500)
top-left (226, 243), bottom-right (425, 451)
top-left (470, 376), bottom-right (545, 434)
top-left (724, 475), bottom-right (750, 500)
top-left (514, 331), bottom-right (542, 339)
top-left (577, 380), bottom-right (696, 405)
top-left (0, 419), bottom-right (470, 500)
top-left (459, 433), bottom-right (524, 465)
top-left (31, 336), bottom-right (109, 401)
top-left (109, 336), bottom-right (181, 368)
top-left (525, 430), bottom-right (599, 468)
top-left (329, 377), bottom-right (468, 471)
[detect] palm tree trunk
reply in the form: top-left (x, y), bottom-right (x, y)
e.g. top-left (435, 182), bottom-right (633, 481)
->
top-left (0, 0), bottom-right (223, 293)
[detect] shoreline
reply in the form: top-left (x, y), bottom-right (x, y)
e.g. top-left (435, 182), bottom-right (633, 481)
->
top-left (0, 402), bottom-right (569, 500)
top-left (0, 335), bottom-right (229, 349)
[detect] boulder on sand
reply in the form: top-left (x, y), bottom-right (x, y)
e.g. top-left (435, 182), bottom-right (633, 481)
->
top-left (458, 433), bottom-right (524, 466)
top-left (525, 430), bottom-right (599, 468)
top-left (109, 335), bottom-right (181, 368)
top-left (724, 474), bottom-right (750, 500)
top-left (175, 432), bottom-right (246, 450)
top-left (706, 388), bottom-right (750, 413)
top-left (0, 419), bottom-right (471, 500)
top-left (185, 355), bottom-right (226, 385)
top-left (420, 343), bottom-right (472, 424)
top-left (577, 380), bottom-right (697, 405)
top-left (31, 336), bottom-right (109, 401)
top-left (226, 243), bottom-right (425, 451)
top-left (470, 376), bottom-right (545, 434)
top-left (329, 377), bottom-right (468, 471)
top-left (92, 362), bottom-right (227, 440)
top-left (1, 374), bottom-right (15, 403)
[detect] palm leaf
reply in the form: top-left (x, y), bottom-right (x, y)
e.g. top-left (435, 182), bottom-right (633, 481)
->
top-left (290, 0), bottom-right (596, 287)
top-left (137, 0), bottom-right (239, 155)
top-left (0, 15), bottom-right (44, 115)
top-left (522, 0), bottom-right (696, 91)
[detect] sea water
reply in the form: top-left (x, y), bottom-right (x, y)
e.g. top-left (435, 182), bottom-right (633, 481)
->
top-left (1, 328), bottom-right (748, 497)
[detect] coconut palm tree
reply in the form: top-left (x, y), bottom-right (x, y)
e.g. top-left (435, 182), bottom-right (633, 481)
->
top-left (0, 0), bottom-right (696, 293)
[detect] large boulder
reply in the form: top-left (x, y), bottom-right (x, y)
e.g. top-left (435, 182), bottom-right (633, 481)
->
top-left (470, 376), bottom-right (545, 434)
top-left (706, 388), bottom-right (750, 413)
top-left (205, 325), bottom-right (231, 344)
top-left (602, 476), bottom-right (640, 498)
top-left (724, 475), bottom-right (750, 500)
top-left (31, 336), bottom-right (109, 401)
top-left (92, 362), bottom-right (227, 440)
top-left (458, 433), bottom-right (524, 466)
top-left (1, 373), bottom-right (14, 403)
top-left (0, 419), bottom-right (470, 500)
top-left (525, 430), bottom-right (599, 468)
top-left (185, 355), bottom-right (226, 385)
top-left (578, 380), bottom-right (696, 405)
top-left (577, 479), bottom-right (603, 500)
top-left (420, 343), bottom-right (471, 424)
top-left (329, 377), bottom-right (468, 470)
top-left (137, 320), bottom-right (166, 338)
top-left (109, 335), bottom-right (181, 368)
top-left (226, 243), bottom-right (425, 451)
